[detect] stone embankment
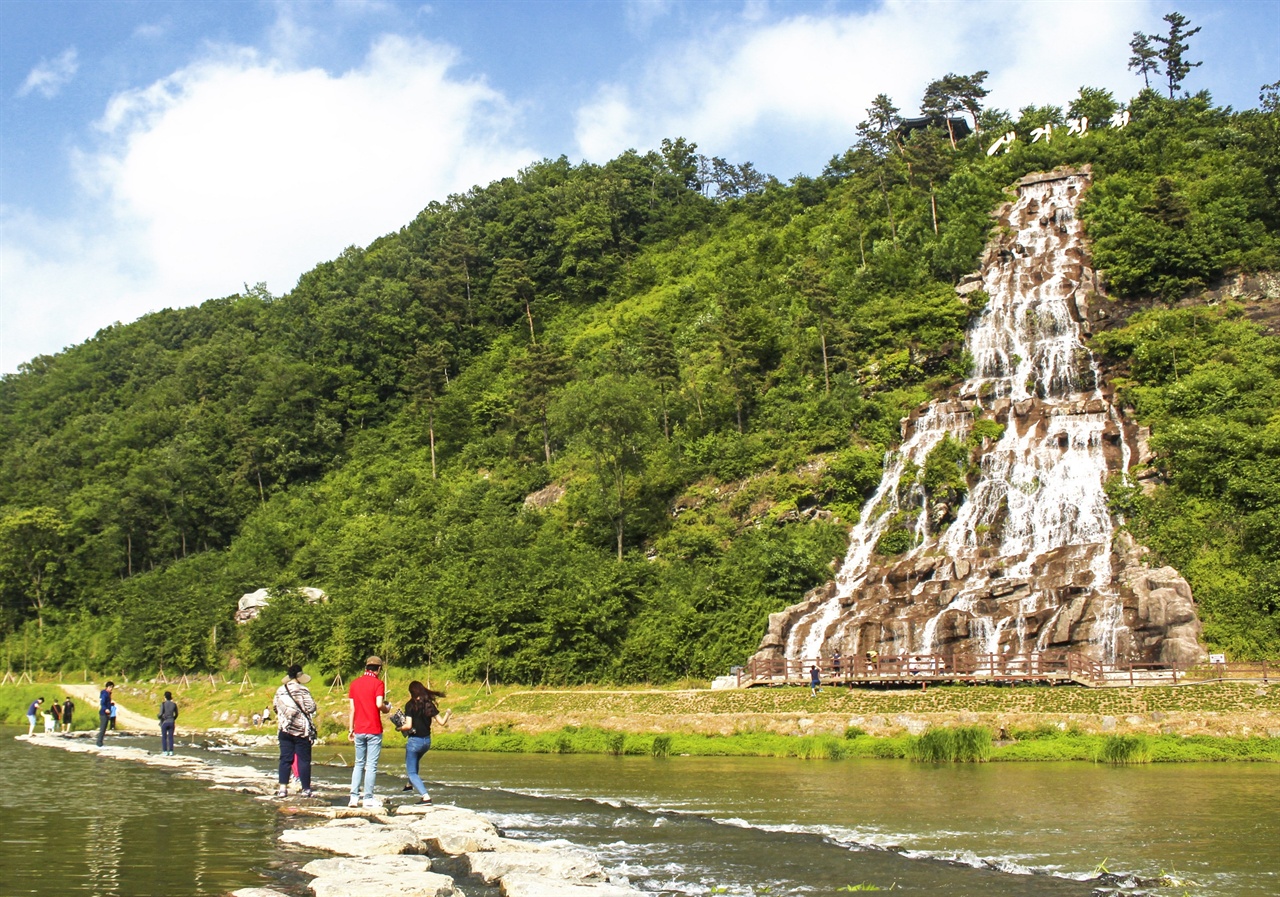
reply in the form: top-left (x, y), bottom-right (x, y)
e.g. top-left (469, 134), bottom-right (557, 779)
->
top-left (21, 732), bottom-right (642, 897)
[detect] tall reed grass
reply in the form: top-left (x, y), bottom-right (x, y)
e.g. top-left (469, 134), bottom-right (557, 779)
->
top-left (908, 726), bottom-right (993, 762)
top-left (1096, 734), bottom-right (1151, 765)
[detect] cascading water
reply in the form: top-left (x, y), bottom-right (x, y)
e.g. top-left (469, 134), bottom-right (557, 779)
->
top-left (756, 168), bottom-right (1204, 670)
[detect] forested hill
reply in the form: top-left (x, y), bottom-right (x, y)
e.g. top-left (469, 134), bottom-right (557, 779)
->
top-left (2, 84), bottom-right (1278, 682)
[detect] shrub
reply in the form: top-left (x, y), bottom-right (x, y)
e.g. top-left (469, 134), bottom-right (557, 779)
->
top-left (605, 731), bottom-right (627, 755)
top-left (1097, 734), bottom-right (1151, 765)
top-left (651, 734), bottom-right (672, 757)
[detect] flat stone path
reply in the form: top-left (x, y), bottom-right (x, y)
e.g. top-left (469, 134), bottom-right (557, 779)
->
top-left (19, 732), bottom-right (645, 897)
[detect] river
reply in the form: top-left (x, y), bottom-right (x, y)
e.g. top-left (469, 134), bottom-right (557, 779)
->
top-left (3, 728), bottom-right (1276, 896)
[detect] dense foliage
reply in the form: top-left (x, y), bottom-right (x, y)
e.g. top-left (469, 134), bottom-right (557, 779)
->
top-left (1, 79), bottom-right (1277, 679)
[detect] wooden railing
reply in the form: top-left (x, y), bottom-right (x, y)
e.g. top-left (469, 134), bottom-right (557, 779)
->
top-left (738, 653), bottom-right (1273, 688)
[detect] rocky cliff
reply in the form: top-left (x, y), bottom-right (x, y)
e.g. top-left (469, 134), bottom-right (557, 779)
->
top-left (755, 168), bottom-right (1205, 669)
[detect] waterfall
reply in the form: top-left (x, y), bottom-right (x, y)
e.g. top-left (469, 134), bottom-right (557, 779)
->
top-left (769, 169), bottom-right (1148, 668)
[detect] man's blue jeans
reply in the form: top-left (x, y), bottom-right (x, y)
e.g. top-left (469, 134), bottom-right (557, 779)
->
top-left (350, 733), bottom-right (383, 801)
top-left (405, 735), bottom-right (432, 797)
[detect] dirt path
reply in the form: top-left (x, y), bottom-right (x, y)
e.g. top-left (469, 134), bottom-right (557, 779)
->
top-left (61, 683), bottom-right (158, 731)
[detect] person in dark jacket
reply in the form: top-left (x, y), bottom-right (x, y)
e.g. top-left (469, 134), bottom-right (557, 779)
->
top-left (62, 696), bottom-right (74, 733)
top-left (396, 680), bottom-right (450, 804)
top-left (158, 691), bottom-right (179, 755)
top-left (96, 682), bottom-right (114, 747)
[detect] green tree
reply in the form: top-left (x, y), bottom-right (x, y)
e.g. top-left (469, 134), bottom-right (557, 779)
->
top-left (513, 342), bottom-right (572, 464)
top-left (1154, 11), bottom-right (1201, 98)
top-left (404, 341), bottom-right (452, 478)
top-left (0, 507), bottom-right (69, 632)
top-left (1067, 86), bottom-right (1119, 126)
top-left (552, 376), bottom-right (656, 561)
top-left (1128, 31), bottom-right (1160, 90)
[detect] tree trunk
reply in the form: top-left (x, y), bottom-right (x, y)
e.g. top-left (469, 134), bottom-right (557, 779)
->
top-left (658, 384), bottom-right (671, 441)
top-left (930, 183), bottom-right (939, 235)
top-left (820, 327), bottom-right (831, 395)
top-left (525, 300), bottom-right (537, 345)
top-left (541, 409), bottom-right (552, 464)
top-left (428, 406), bottom-right (438, 479)
top-left (877, 171), bottom-right (897, 243)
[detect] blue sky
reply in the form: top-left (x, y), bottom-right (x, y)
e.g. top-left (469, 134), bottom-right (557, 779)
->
top-left (2, 0), bottom-right (1277, 373)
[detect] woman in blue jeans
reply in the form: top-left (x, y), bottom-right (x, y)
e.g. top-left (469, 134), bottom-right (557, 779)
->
top-left (396, 681), bottom-right (450, 804)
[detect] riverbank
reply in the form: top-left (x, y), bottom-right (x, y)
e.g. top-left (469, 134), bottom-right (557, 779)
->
top-left (18, 730), bottom-right (645, 897)
top-left (4, 676), bottom-right (1278, 762)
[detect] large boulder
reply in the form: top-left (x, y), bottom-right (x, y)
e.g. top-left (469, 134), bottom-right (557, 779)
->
top-left (235, 586), bottom-right (328, 623)
top-left (464, 841), bottom-right (606, 884)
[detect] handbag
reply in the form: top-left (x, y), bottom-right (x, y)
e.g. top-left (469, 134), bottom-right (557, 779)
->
top-left (285, 684), bottom-right (319, 743)
top-left (389, 709), bottom-right (407, 729)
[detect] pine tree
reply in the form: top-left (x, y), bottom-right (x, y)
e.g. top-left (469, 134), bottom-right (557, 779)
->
top-left (1153, 12), bottom-right (1201, 98)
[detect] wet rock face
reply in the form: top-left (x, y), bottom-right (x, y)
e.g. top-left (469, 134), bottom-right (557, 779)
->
top-left (755, 168), bottom-right (1206, 669)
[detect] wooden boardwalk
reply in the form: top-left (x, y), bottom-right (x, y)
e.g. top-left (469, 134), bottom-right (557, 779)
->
top-left (738, 652), bottom-right (1274, 689)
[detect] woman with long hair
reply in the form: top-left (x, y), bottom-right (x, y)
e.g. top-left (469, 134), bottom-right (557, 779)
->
top-left (397, 680), bottom-right (449, 804)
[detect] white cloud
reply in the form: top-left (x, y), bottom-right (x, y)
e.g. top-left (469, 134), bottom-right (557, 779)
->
top-left (624, 0), bottom-right (675, 33)
top-left (17, 47), bottom-right (79, 99)
top-left (1, 35), bottom-right (536, 373)
top-left (574, 0), bottom-right (1152, 173)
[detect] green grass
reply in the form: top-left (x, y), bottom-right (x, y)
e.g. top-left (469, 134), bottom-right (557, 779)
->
top-left (907, 726), bottom-right (994, 762)
top-left (4, 675), bottom-right (1278, 764)
top-left (0, 684), bottom-right (94, 731)
top-left (430, 724), bottom-right (1280, 764)
top-left (1096, 734), bottom-right (1152, 765)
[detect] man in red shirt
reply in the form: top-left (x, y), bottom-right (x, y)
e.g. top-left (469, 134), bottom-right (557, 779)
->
top-left (347, 655), bottom-right (391, 808)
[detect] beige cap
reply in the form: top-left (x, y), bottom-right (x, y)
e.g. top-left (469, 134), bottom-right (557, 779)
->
top-left (365, 655), bottom-right (383, 667)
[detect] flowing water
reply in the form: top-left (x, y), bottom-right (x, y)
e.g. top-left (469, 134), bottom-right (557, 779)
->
top-left (772, 170), bottom-right (1191, 668)
top-left (5, 729), bottom-right (1277, 896)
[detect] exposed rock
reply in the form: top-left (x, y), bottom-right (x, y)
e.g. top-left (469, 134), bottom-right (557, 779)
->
top-left (280, 817), bottom-right (425, 856)
top-left (301, 856), bottom-right (461, 897)
top-left (398, 805), bottom-right (504, 855)
top-left (523, 483), bottom-right (565, 509)
top-left (498, 874), bottom-right (645, 897)
top-left (235, 586), bottom-right (328, 624)
top-left (750, 169), bottom-right (1206, 673)
top-left (464, 841), bottom-right (606, 884)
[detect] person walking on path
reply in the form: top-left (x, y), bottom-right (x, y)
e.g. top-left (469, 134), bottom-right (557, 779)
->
top-left (96, 682), bottom-right (114, 746)
top-left (347, 655), bottom-right (390, 809)
top-left (809, 664), bottom-right (822, 696)
top-left (274, 664), bottom-right (318, 799)
top-left (62, 696), bottom-right (74, 733)
top-left (397, 681), bottom-right (451, 804)
top-left (158, 691), bottom-right (179, 755)
top-left (25, 697), bottom-right (44, 736)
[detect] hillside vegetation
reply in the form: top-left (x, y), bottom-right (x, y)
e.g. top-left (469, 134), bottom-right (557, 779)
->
top-left (2, 79), bottom-right (1278, 682)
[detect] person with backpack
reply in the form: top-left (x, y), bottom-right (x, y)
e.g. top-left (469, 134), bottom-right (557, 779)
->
top-left (274, 664), bottom-right (317, 799)
top-left (158, 691), bottom-right (179, 755)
